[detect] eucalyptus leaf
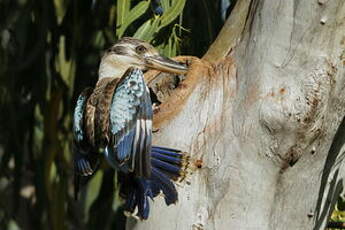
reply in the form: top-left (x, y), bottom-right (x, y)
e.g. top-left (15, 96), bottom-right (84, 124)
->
top-left (133, 18), bottom-right (160, 41)
top-left (160, 0), bottom-right (186, 28)
top-left (117, 1), bottom-right (151, 38)
top-left (160, 0), bottom-right (170, 11)
top-left (116, 0), bottom-right (131, 35)
top-left (85, 171), bottom-right (103, 220)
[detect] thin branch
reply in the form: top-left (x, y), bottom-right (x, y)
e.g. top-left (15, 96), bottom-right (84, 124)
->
top-left (203, 0), bottom-right (253, 62)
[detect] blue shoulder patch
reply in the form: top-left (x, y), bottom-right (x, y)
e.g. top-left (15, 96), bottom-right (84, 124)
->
top-left (110, 69), bottom-right (145, 135)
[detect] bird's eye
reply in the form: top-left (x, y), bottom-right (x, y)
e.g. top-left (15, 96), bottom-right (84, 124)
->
top-left (136, 45), bottom-right (147, 54)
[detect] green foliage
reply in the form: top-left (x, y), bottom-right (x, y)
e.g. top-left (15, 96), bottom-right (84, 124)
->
top-left (0, 0), bottom-right (226, 229)
top-left (134, 18), bottom-right (161, 42)
top-left (160, 0), bottom-right (186, 28)
top-left (116, 0), bottom-right (150, 38)
top-left (328, 196), bottom-right (345, 229)
top-left (116, 0), bottom-right (187, 57)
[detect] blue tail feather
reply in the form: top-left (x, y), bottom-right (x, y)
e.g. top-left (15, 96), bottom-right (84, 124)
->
top-left (149, 180), bottom-right (161, 198)
top-left (151, 146), bottom-right (182, 157)
top-left (125, 190), bottom-right (137, 213)
top-left (151, 152), bottom-right (182, 165)
top-left (137, 179), bottom-right (152, 219)
top-left (122, 146), bottom-right (189, 219)
top-left (151, 158), bottom-right (181, 175)
top-left (151, 167), bottom-right (178, 205)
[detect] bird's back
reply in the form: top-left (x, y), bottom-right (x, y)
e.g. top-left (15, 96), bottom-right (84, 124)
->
top-left (84, 77), bottom-right (120, 149)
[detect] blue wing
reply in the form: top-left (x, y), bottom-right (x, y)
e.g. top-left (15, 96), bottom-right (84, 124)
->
top-left (73, 88), bottom-right (93, 149)
top-left (73, 88), bottom-right (100, 199)
top-left (73, 88), bottom-right (100, 175)
top-left (108, 68), bottom-right (153, 178)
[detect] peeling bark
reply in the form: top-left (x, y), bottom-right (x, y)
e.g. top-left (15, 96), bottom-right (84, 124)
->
top-left (128, 0), bottom-right (345, 229)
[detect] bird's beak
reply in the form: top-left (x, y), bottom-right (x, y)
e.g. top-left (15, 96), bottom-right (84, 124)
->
top-left (145, 55), bottom-right (188, 75)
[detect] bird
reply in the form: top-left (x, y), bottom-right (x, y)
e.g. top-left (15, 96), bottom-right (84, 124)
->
top-left (73, 37), bottom-right (189, 219)
top-left (151, 0), bottom-right (164, 15)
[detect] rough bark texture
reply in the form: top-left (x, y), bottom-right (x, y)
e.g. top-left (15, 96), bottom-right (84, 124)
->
top-left (128, 0), bottom-right (345, 229)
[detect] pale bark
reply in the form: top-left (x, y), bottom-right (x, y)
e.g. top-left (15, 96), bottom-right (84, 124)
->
top-left (128, 0), bottom-right (345, 229)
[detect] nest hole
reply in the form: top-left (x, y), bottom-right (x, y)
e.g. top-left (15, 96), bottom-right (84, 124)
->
top-left (147, 61), bottom-right (189, 106)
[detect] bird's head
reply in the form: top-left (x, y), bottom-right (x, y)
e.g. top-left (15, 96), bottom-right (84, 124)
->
top-left (99, 37), bottom-right (188, 79)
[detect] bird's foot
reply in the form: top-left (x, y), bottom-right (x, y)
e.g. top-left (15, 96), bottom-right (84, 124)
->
top-left (152, 102), bottom-right (160, 114)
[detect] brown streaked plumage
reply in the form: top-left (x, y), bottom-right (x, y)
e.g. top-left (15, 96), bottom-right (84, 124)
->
top-left (94, 78), bottom-right (119, 147)
top-left (85, 78), bottom-right (111, 148)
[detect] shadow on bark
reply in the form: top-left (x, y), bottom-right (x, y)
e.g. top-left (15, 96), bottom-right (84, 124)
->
top-left (314, 116), bottom-right (345, 230)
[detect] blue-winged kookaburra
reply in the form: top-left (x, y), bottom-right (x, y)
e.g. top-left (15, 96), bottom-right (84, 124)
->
top-left (73, 37), bottom-right (189, 219)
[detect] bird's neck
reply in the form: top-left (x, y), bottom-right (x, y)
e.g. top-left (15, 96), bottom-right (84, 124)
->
top-left (98, 60), bottom-right (128, 79)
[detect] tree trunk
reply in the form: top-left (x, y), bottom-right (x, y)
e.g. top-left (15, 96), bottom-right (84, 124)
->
top-left (128, 0), bottom-right (345, 229)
